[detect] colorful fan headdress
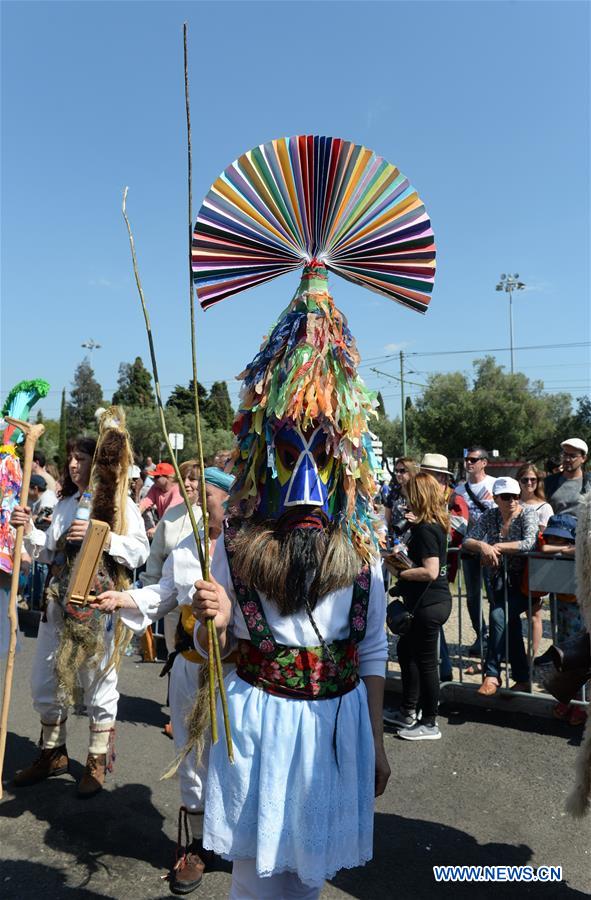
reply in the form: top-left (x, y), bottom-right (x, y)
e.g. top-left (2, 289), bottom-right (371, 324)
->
top-left (192, 135), bottom-right (436, 558)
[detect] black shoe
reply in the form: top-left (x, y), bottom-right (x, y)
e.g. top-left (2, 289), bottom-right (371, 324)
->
top-left (467, 641), bottom-right (487, 658)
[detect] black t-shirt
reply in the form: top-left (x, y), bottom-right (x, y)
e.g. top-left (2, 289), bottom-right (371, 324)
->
top-left (403, 522), bottom-right (451, 607)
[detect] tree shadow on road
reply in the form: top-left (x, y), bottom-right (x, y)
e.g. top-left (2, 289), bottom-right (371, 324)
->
top-left (1, 760), bottom-right (175, 892)
top-left (330, 812), bottom-right (588, 898)
top-left (1, 861), bottom-right (110, 900)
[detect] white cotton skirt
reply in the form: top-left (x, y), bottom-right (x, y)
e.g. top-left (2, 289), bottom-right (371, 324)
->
top-left (203, 671), bottom-right (376, 888)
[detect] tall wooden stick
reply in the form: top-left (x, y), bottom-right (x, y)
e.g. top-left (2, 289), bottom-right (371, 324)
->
top-left (122, 189), bottom-right (231, 755)
top-left (0, 417), bottom-right (44, 799)
top-left (183, 22), bottom-right (233, 762)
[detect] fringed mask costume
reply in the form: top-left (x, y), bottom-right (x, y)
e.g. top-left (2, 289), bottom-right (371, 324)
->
top-left (50, 407), bottom-right (135, 705)
top-left (191, 134), bottom-right (436, 692)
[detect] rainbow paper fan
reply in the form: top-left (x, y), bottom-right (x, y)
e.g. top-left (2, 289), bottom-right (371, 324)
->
top-left (192, 135), bottom-right (436, 313)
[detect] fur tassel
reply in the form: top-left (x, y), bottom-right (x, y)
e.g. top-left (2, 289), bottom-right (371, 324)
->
top-left (566, 491), bottom-right (591, 816)
top-left (575, 492), bottom-right (591, 631)
top-left (566, 710), bottom-right (591, 817)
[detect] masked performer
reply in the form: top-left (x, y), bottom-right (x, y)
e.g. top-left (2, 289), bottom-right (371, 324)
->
top-left (93, 466), bottom-right (234, 894)
top-left (11, 408), bottom-right (149, 797)
top-left (188, 135), bottom-right (436, 899)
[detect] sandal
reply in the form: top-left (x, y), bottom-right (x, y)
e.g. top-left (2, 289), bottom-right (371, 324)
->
top-left (464, 663), bottom-right (483, 676)
top-left (477, 677), bottom-right (501, 697)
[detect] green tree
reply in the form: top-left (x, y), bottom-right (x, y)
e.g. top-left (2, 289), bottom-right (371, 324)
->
top-left (66, 358), bottom-right (103, 436)
top-left (375, 391), bottom-right (386, 418)
top-left (205, 381), bottom-right (234, 430)
top-left (36, 418), bottom-right (61, 468)
top-left (112, 357), bottom-right (155, 408)
top-left (166, 380), bottom-right (208, 418)
top-left (408, 356), bottom-right (571, 461)
top-left (58, 388), bottom-right (68, 468)
top-left (125, 406), bottom-right (186, 461)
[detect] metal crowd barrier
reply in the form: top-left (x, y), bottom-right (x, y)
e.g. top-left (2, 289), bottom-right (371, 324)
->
top-left (388, 547), bottom-right (588, 709)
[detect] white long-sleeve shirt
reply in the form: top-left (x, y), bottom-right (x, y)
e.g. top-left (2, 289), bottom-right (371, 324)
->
top-left (24, 493), bottom-right (149, 570)
top-left (139, 503), bottom-right (202, 587)
top-left (120, 531), bottom-right (203, 634)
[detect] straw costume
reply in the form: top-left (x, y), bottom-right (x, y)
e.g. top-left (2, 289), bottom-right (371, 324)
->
top-left (190, 135), bottom-right (437, 897)
top-left (13, 407), bottom-right (149, 797)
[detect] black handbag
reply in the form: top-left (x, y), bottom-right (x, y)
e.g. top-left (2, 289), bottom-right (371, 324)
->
top-left (386, 580), bottom-right (433, 636)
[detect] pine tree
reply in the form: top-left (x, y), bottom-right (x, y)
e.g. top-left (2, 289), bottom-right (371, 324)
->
top-left (166, 380), bottom-right (208, 418)
top-left (66, 358), bottom-right (103, 435)
top-left (58, 388), bottom-right (67, 467)
top-left (112, 356), bottom-right (155, 408)
top-left (375, 391), bottom-right (386, 418)
top-left (205, 381), bottom-right (234, 430)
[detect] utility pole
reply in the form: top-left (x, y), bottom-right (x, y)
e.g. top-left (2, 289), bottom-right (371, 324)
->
top-left (370, 366), bottom-right (425, 459)
top-left (400, 350), bottom-right (407, 455)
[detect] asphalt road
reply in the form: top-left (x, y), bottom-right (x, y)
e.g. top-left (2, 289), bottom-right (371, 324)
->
top-left (1, 627), bottom-right (589, 899)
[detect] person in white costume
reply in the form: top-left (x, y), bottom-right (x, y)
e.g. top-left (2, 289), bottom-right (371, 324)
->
top-left (94, 467), bottom-right (233, 894)
top-left (12, 425), bottom-right (149, 797)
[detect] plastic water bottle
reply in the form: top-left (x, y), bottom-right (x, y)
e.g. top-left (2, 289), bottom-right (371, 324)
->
top-left (75, 491), bottom-right (92, 522)
top-left (391, 537), bottom-right (415, 570)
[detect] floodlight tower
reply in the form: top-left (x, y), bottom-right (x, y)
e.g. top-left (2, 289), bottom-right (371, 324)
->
top-left (495, 274), bottom-right (525, 373)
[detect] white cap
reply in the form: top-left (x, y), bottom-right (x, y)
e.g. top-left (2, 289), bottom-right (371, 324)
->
top-left (561, 438), bottom-right (588, 456)
top-left (492, 476), bottom-right (521, 496)
top-left (128, 465), bottom-right (141, 479)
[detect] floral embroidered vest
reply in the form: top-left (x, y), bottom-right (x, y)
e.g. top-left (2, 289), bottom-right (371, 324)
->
top-left (225, 527), bottom-right (371, 700)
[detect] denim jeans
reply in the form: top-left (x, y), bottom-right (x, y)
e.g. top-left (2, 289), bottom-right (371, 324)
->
top-left (439, 628), bottom-right (452, 679)
top-left (461, 555), bottom-right (489, 644)
top-left (484, 576), bottom-right (529, 683)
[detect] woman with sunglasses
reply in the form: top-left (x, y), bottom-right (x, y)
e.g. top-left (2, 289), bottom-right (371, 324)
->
top-left (516, 464), bottom-right (553, 656)
top-left (383, 457), bottom-right (419, 546)
top-left (463, 477), bottom-right (538, 696)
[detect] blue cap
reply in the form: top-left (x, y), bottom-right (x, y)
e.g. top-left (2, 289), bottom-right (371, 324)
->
top-left (204, 466), bottom-right (234, 493)
top-left (544, 514), bottom-right (576, 542)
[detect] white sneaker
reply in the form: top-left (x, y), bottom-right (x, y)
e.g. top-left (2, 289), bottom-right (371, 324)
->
top-left (397, 722), bottom-right (441, 741)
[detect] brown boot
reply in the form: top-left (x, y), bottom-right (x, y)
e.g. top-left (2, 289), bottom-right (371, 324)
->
top-left (77, 753), bottom-right (106, 798)
top-left (169, 842), bottom-right (208, 895)
top-left (13, 745), bottom-right (69, 787)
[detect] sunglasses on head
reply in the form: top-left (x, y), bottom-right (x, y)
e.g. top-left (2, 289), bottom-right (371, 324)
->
top-left (520, 477), bottom-right (537, 484)
top-left (465, 456), bottom-right (484, 464)
top-left (497, 493), bottom-right (518, 501)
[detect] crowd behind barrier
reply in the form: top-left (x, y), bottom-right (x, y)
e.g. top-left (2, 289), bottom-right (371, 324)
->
top-left (386, 548), bottom-right (588, 707)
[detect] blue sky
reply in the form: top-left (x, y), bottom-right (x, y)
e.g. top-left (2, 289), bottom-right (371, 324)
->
top-left (2, 0), bottom-right (589, 424)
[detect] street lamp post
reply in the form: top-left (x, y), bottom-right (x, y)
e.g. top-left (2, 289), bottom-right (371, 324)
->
top-left (495, 274), bottom-right (525, 374)
top-left (81, 338), bottom-right (102, 359)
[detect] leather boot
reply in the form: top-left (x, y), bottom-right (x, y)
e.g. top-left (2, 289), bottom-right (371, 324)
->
top-left (170, 842), bottom-right (217, 895)
top-left (13, 745), bottom-right (69, 787)
top-left (77, 753), bottom-right (106, 798)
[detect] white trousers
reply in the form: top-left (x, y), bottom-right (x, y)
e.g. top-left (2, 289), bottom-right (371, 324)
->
top-left (31, 601), bottom-right (119, 727)
top-left (230, 860), bottom-right (322, 900)
top-left (169, 653), bottom-right (208, 812)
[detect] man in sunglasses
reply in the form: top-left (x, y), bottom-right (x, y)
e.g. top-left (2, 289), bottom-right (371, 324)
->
top-left (455, 447), bottom-right (496, 657)
top-left (545, 438), bottom-right (590, 518)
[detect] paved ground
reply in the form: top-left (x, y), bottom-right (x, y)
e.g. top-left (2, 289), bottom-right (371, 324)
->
top-left (1, 626), bottom-right (590, 899)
